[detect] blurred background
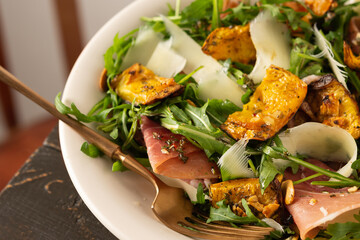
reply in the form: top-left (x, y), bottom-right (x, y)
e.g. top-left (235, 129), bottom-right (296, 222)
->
top-left (0, 0), bottom-right (135, 189)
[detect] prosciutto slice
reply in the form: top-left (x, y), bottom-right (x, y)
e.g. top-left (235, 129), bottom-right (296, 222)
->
top-left (140, 116), bottom-right (220, 179)
top-left (284, 159), bottom-right (360, 239)
top-left (286, 189), bottom-right (360, 239)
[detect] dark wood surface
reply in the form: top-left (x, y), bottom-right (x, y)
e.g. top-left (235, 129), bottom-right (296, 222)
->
top-left (0, 125), bottom-right (117, 240)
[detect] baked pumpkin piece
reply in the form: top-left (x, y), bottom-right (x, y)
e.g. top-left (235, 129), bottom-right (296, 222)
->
top-left (222, 65), bottom-right (307, 141)
top-left (201, 24), bottom-right (256, 64)
top-left (344, 41), bottom-right (360, 71)
top-left (210, 178), bottom-right (282, 218)
top-left (111, 63), bottom-right (183, 105)
top-left (305, 0), bottom-right (333, 16)
top-left (303, 74), bottom-right (360, 139)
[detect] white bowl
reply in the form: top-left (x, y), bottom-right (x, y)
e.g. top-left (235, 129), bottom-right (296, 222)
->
top-left (59, 0), bottom-right (193, 239)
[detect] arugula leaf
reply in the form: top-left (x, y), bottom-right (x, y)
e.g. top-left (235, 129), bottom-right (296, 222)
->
top-left (193, 183), bottom-right (206, 204)
top-left (326, 212), bottom-right (360, 239)
top-left (222, 3), bottom-right (259, 26)
top-left (104, 29), bottom-right (138, 79)
top-left (289, 38), bottom-right (323, 78)
top-left (259, 154), bottom-right (280, 193)
top-left (262, 3), bottom-right (312, 38)
top-left (112, 158), bottom-right (151, 172)
top-left (112, 160), bottom-right (127, 172)
top-left (352, 158), bottom-right (360, 170)
top-left (207, 199), bottom-right (260, 224)
top-left (206, 99), bottom-right (241, 126)
top-left (179, 0), bottom-right (213, 44)
top-left (81, 142), bottom-right (102, 158)
top-left (263, 145), bottom-right (360, 187)
top-left (55, 92), bottom-right (99, 123)
top-left (181, 0), bottom-right (213, 22)
top-left (211, 0), bottom-right (222, 30)
top-left (169, 104), bottom-right (192, 124)
top-left (157, 101), bottom-right (234, 157)
top-left (184, 102), bottom-right (215, 131)
top-left (160, 115), bottom-right (232, 157)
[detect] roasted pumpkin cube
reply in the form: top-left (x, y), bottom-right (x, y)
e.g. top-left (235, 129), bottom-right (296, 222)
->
top-left (210, 178), bottom-right (281, 218)
top-left (201, 24), bottom-right (256, 64)
top-left (303, 74), bottom-right (360, 139)
top-left (344, 41), bottom-right (360, 71)
top-left (111, 63), bottom-right (182, 105)
top-left (305, 0), bottom-right (333, 16)
top-left (221, 65), bottom-right (307, 141)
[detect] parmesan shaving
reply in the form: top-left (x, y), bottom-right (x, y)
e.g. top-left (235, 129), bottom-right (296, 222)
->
top-left (146, 39), bottom-right (186, 78)
top-left (248, 10), bottom-right (291, 84)
top-left (277, 122), bottom-right (357, 178)
top-left (161, 16), bottom-right (245, 107)
top-left (313, 25), bottom-right (348, 90)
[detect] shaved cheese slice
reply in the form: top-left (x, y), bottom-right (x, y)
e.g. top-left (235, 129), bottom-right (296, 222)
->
top-left (161, 16), bottom-right (245, 107)
top-left (277, 122), bottom-right (357, 178)
top-left (248, 10), bottom-right (291, 84)
top-left (121, 27), bottom-right (186, 78)
top-left (218, 139), bottom-right (255, 180)
top-left (121, 26), bottom-right (162, 71)
top-left (313, 25), bottom-right (348, 90)
top-left (146, 39), bottom-right (186, 78)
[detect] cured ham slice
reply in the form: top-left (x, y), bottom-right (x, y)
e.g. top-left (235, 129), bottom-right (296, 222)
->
top-left (284, 159), bottom-right (359, 239)
top-left (286, 189), bottom-right (360, 239)
top-left (140, 116), bottom-right (220, 179)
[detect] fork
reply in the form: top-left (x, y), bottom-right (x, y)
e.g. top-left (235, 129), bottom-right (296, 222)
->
top-left (0, 65), bottom-right (273, 239)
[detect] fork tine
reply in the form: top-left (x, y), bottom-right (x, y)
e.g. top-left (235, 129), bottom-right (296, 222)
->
top-left (186, 216), bottom-right (273, 236)
top-left (178, 217), bottom-right (273, 240)
top-left (170, 221), bottom-right (245, 240)
top-left (178, 220), bottom-right (268, 240)
top-left (190, 210), bottom-right (273, 236)
top-left (243, 225), bottom-right (272, 231)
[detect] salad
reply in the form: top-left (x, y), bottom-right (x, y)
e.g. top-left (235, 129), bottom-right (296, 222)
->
top-left (56, 0), bottom-right (360, 239)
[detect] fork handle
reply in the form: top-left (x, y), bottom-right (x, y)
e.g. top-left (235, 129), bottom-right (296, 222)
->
top-left (112, 149), bottom-right (163, 189)
top-left (0, 65), bottom-right (162, 190)
top-left (0, 65), bottom-right (119, 157)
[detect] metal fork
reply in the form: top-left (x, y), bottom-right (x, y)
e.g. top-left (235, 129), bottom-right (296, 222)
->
top-left (0, 66), bottom-right (273, 239)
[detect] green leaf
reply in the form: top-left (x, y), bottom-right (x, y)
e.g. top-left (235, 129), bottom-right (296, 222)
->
top-left (259, 154), bottom-right (280, 193)
top-left (262, 4), bottom-right (311, 36)
top-left (206, 99), bottom-right (241, 126)
top-left (241, 88), bottom-right (253, 104)
top-left (81, 142), bottom-right (101, 158)
top-left (112, 160), bottom-right (127, 172)
top-left (184, 102), bottom-right (215, 132)
top-left (181, 0), bottom-right (213, 22)
top-left (222, 3), bottom-right (259, 25)
top-left (160, 116), bottom-right (232, 157)
top-left (207, 199), bottom-right (260, 224)
top-left (352, 159), bottom-right (360, 170)
top-left (211, 0), bottom-right (221, 30)
top-left (54, 92), bottom-right (99, 123)
top-left (169, 104), bottom-right (192, 124)
top-left (194, 183), bottom-right (206, 204)
top-left (326, 212), bottom-right (360, 239)
top-left (112, 158), bottom-right (150, 172)
top-left (55, 92), bottom-right (71, 114)
top-left (109, 128), bottom-right (119, 139)
top-left (289, 38), bottom-right (323, 78)
top-left (104, 29), bottom-right (138, 79)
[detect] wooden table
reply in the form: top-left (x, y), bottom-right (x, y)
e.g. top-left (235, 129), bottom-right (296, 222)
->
top-left (0, 125), bottom-right (117, 239)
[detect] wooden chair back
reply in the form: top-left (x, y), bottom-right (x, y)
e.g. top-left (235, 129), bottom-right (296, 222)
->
top-left (0, 0), bottom-right (83, 132)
